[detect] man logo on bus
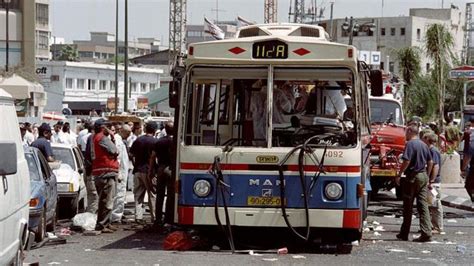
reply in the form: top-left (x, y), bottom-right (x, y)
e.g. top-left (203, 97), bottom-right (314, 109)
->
top-left (249, 179), bottom-right (284, 186)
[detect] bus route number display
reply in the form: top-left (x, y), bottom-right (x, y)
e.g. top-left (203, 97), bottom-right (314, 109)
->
top-left (252, 40), bottom-right (288, 59)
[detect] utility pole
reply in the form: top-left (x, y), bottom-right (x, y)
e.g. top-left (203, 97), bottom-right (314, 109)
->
top-left (329, 1), bottom-right (334, 39)
top-left (5, 0), bottom-right (11, 72)
top-left (169, 0), bottom-right (187, 66)
top-left (124, 0), bottom-right (129, 112)
top-left (264, 0), bottom-right (278, 23)
top-left (114, 0), bottom-right (119, 113)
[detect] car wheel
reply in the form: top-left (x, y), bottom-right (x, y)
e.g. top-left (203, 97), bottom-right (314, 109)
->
top-left (46, 208), bottom-right (57, 232)
top-left (35, 209), bottom-right (46, 242)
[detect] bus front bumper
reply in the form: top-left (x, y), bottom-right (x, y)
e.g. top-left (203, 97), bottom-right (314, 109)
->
top-left (177, 206), bottom-right (361, 229)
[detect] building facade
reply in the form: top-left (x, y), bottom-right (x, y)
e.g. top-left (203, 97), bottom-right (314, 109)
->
top-left (36, 61), bottom-right (163, 114)
top-left (51, 32), bottom-right (161, 63)
top-left (325, 7), bottom-right (464, 75)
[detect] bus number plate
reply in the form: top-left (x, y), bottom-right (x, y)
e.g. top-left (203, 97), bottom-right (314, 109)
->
top-left (252, 40), bottom-right (288, 59)
top-left (247, 196), bottom-right (281, 206)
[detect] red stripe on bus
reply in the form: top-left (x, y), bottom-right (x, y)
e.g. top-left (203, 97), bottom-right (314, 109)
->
top-left (180, 163), bottom-right (360, 173)
top-left (178, 206), bottom-right (194, 225)
top-left (343, 210), bottom-right (361, 229)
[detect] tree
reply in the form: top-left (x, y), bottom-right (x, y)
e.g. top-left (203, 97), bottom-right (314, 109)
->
top-left (425, 23), bottom-right (454, 131)
top-left (396, 46), bottom-right (421, 87)
top-left (57, 45), bottom-right (79, 61)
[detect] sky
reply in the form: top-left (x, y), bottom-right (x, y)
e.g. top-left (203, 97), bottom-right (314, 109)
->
top-left (50, 0), bottom-right (467, 45)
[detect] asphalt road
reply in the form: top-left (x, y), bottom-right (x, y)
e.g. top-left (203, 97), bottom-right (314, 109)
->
top-left (25, 192), bottom-right (474, 265)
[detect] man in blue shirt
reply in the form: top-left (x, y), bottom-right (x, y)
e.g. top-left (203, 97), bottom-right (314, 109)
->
top-left (31, 123), bottom-right (55, 162)
top-left (395, 124), bottom-right (433, 242)
top-left (422, 132), bottom-right (443, 234)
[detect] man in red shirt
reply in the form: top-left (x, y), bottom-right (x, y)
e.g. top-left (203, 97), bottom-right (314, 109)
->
top-left (90, 118), bottom-right (119, 233)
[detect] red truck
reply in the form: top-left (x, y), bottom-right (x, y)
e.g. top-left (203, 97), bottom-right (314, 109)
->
top-left (369, 95), bottom-right (405, 198)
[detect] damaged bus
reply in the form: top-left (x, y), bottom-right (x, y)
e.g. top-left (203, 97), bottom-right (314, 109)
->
top-left (168, 23), bottom-right (383, 246)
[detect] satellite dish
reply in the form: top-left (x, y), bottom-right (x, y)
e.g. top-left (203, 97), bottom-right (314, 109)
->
top-left (62, 108), bottom-right (72, 116)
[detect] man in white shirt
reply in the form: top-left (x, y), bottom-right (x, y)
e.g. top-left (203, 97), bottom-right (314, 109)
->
top-left (23, 122), bottom-right (35, 145)
top-left (111, 124), bottom-right (132, 224)
top-left (51, 121), bottom-right (67, 144)
top-left (62, 122), bottom-right (77, 146)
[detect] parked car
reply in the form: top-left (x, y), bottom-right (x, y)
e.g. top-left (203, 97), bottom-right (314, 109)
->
top-left (25, 146), bottom-right (58, 242)
top-left (0, 89), bottom-right (31, 265)
top-left (51, 143), bottom-right (87, 217)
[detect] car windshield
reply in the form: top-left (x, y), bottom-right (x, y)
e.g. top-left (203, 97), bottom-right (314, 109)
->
top-left (52, 147), bottom-right (76, 171)
top-left (26, 153), bottom-right (41, 181)
top-left (370, 99), bottom-right (403, 125)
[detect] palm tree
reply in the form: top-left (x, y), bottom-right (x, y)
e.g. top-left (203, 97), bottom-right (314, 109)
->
top-left (395, 47), bottom-right (422, 117)
top-left (425, 23), bottom-right (454, 131)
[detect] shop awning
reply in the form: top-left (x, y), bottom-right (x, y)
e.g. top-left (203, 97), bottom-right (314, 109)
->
top-left (0, 74), bottom-right (44, 99)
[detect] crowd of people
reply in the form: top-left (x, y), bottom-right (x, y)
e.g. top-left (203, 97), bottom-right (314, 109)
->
top-left (19, 118), bottom-right (175, 234)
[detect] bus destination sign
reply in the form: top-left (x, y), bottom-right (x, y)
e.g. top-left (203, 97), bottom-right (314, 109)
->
top-left (252, 40), bottom-right (288, 59)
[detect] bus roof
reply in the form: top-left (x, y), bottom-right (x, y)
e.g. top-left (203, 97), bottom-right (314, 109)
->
top-left (187, 23), bottom-right (357, 67)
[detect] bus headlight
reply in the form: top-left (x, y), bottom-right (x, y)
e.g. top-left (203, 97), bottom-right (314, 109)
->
top-left (193, 180), bottom-right (211, 197)
top-left (325, 182), bottom-right (343, 200)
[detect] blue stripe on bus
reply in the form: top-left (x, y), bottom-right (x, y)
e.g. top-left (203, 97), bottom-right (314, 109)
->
top-left (179, 173), bottom-right (361, 209)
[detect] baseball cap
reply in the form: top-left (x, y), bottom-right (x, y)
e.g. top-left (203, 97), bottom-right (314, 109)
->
top-left (94, 118), bottom-right (110, 127)
top-left (39, 123), bottom-right (52, 132)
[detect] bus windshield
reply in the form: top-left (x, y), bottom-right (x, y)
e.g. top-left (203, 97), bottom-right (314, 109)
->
top-left (183, 66), bottom-right (357, 148)
top-left (370, 99), bottom-right (403, 125)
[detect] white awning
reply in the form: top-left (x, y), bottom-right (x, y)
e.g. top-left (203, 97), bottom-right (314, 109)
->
top-left (0, 74), bottom-right (45, 99)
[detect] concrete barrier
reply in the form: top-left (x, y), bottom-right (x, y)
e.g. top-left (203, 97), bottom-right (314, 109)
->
top-left (440, 151), bottom-right (462, 184)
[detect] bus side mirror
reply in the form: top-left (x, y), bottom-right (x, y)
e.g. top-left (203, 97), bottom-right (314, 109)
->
top-left (169, 80), bottom-right (180, 108)
top-left (0, 142), bottom-right (17, 175)
top-left (370, 70), bottom-right (383, 97)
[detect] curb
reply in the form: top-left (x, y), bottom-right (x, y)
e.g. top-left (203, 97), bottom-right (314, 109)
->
top-left (441, 194), bottom-right (474, 212)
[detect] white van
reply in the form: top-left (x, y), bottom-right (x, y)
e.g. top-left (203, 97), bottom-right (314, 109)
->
top-left (0, 89), bottom-right (30, 265)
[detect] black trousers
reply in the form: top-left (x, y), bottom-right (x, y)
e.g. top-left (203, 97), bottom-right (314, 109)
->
top-left (155, 166), bottom-right (175, 225)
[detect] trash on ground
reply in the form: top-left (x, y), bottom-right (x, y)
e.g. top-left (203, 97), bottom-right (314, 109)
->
top-left (84, 249), bottom-right (95, 252)
top-left (447, 219), bottom-right (458, 223)
top-left (59, 227), bottom-right (72, 236)
top-left (445, 241), bottom-right (456, 245)
top-left (374, 226), bottom-right (385, 231)
top-left (372, 240), bottom-right (384, 244)
top-left (421, 250), bottom-right (431, 254)
top-left (46, 232), bottom-right (58, 239)
top-left (386, 248), bottom-right (406, 253)
top-left (47, 262), bottom-right (61, 265)
top-left (277, 247), bottom-right (288, 255)
top-left (372, 221), bottom-right (380, 225)
top-left (383, 215), bottom-right (396, 218)
top-left (455, 231), bottom-right (465, 235)
top-left (363, 228), bottom-right (371, 233)
top-left (292, 255), bottom-right (306, 259)
top-left (456, 245), bottom-right (466, 254)
top-left (72, 213), bottom-right (97, 231)
top-left (163, 231), bottom-right (194, 251)
top-left (374, 232), bottom-right (382, 237)
top-left (211, 245), bottom-right (220, 251)
top-left (351, 240), bottom-right (359, 246)
top-left (262, 258), bottom-right (278, 262)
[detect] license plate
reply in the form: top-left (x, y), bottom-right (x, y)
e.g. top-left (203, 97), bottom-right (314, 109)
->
top-left (371, 169), bottom-right (397, 177)
top-left (247, 196), bottom-right (281, 206)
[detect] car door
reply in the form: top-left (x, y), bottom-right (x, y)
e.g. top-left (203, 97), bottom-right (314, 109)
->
top-left (72, 147), bottom-right (86, 191)
top-left (37, 152), bottom-right (57, 219)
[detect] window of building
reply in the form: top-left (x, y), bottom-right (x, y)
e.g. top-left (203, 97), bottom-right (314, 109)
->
top-left (426, 63), bottom-right (431, 72)
top-left (416, 28), bottom-right (421, 40)
top-left (380, 28), bottom-right (386, 36)
top-left (380, 62), bottom-right (384, 71)
top-left (110, 81), bottom-right (117, 91)
top-left (99, 80), bottom-right (107, 91)
top-left (78, 51), bottom-right (94, 58)
top-left (88, 79), bottom-right (96, 91)
top-left (140, 83), bottom-right (147, 92)
top-left (390, 28), bottom-right (396, 36)
top-left (77, 79), bottom-right (85, 90)
top-left (36, 3), bottom-right (49, 26)
top-left (37, 31), bottom-right (49, 50)
top-left (400, 28), bottom-right (406, 36)
top-left (66, 78), bottom-right (74, 89)
top-left (389, 62), bottom-right (395, 73)
top-left (131, 82), bottom-right (138, 92)
top-left (150, 83), bottom-right (156, 91)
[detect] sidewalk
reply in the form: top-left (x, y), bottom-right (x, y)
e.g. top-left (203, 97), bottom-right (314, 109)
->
top-left (441, 182), bottom-right (474, 212)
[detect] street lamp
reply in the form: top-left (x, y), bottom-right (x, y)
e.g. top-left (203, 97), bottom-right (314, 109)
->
top-left (4, 0), bottom-right (11, 72)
